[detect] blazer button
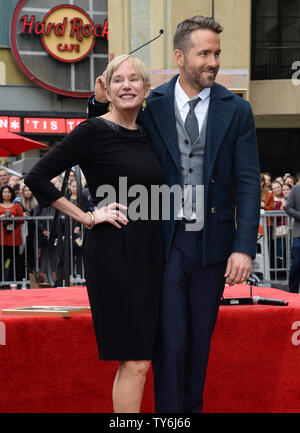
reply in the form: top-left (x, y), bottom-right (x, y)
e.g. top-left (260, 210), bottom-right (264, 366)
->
top-left (184, 139), bottom-right (189, 144)
top-left (189, 153), bottom-right (193, 158)
top-left (211, 207), bottom-right (216, 214)
top-left (188, 168), bottom-right (193, 173)
top-left (210, 177), bottom-right (215, 183)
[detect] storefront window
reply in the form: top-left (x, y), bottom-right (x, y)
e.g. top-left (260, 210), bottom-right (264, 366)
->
top-left (251, 0), bottom-right (300, 79)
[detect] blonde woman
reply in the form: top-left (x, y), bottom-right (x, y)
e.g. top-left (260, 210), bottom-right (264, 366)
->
top-left (25, 55), bottom-right (164, 413)
top-left (19, 184), bottom-right (38, 272)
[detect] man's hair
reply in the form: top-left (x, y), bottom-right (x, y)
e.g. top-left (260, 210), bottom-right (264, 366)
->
top-left (173, 15), bottom-right (223, 53)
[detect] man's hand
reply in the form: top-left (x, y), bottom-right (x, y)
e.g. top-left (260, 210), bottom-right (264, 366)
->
top-left (224, 252), bottom-right (252, 286)
top-left (94, 51), bottom-right (114, 103)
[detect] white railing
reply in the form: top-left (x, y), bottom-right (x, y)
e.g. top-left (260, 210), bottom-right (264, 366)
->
top-left (253, 210), bottom-right (293, 287)
top-left (0, 215), bottom-right (86, 289)
top-left (0, 210), bottom-right (294, 289)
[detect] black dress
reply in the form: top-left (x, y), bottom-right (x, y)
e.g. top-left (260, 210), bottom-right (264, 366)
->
top-left (25, 117), bottom-right (164, 361)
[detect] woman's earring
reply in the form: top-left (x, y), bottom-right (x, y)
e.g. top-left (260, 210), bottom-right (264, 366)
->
top-left (108, 103), bottom-right (112, 112)
top-left (142, 100), bottom-right (147, 111)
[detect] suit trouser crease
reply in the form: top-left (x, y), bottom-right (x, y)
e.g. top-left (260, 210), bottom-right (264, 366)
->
top-left (153, 221), bottom-right (226, 413)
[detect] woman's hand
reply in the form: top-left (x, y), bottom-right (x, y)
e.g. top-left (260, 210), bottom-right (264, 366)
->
top-left (94, 74), bottom-right (107, 103)
top-left (94, 52), bottom-right (114, 103)
top-left (93, 202), bottom-right (128, 229)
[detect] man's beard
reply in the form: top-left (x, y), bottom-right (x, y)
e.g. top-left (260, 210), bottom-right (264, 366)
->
top-left (183, 63), bottom-right (218, 91)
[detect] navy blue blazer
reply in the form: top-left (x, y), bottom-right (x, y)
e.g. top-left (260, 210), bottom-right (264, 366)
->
top-left (88, 74), bottom-right (261, 264)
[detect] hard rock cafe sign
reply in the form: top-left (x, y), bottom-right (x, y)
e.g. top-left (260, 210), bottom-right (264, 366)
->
top-left (10, 0), bottom-right (108, 98)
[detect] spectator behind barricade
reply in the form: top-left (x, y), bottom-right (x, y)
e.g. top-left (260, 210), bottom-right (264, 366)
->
top-left (70, 170), bottom-right (95, 212)
top-left (8, 175), bottom-right (20, 189)
top-left (278, 183), bottom-right (292, 210)
top-left (83, 183), bottom-right (96, 212)
top-left (33, 202), bottom-right (56, 284)
top-left (263, 172), bottom-right (272, 190)
top-left (67, 179), bottom-right (89, 281)
top-left (275, 176), bottom-right (284, 185)
top-left (12, 184), bottom-right (20, 200)
top-left (261, 173), bottom-right (274, 211)
top-left (275, 182), bottom-right (292, 232)
top-left (0, 186), bottom-right (24, 287)
top-left (0, 169), bottom-right (9, 187)
top-left (19, 184), bottom-right (38, 273)
top-left (274, 183), bottom-right (292, 266)
top-left (272, 181), bottom-right (284, 205)
top-left (33, 178), bottom-right (61, 284)
top-left (285, 175), bottom-right (296, 188)
top-left (260, 173), bottom-right (274, 235)
top-left (284, 176), bottom-right (300, 293)
top-left (67, 169), bottom-right (76, 187)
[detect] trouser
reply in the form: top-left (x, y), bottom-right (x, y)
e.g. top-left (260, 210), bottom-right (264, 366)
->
top-left (289, 237), bottom-right (300, 293)
top-left (153, 220), bottom-right (226, 413)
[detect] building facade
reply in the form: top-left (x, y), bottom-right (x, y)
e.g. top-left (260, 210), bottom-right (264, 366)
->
top-left (0, 0), bottom-right (108, 172)
top-left (0, 0), bottom-right (299, 177)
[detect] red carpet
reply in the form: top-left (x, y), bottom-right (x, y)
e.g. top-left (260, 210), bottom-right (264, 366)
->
top-left (0, 284), bottom-right (300, 413)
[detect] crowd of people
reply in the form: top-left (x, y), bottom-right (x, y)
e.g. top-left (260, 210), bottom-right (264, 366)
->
top-left (0, 167), bottom-right (95, 289)
top-left (0, 166), bottom-right (299, 290)
top-left (260, 171), bottom-right (300, 211)
top-left (260, 171), bottom-right (300, 292)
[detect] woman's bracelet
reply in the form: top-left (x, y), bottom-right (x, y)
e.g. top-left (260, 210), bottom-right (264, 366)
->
top-left (84, 211), bottom-right (95, 229)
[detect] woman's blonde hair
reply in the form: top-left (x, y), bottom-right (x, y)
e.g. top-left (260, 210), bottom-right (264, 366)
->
top-left (104, 54), bottom-right (150, 90)
top-left (20, 183), bottom-right (38, 212)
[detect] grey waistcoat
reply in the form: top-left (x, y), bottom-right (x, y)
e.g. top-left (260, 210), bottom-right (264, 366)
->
top-left (174, 98), bottom-right (208, 214)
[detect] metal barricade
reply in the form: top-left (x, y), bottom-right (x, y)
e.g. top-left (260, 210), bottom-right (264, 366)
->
top-left (252, 210), bottom-right (293, 287)
top-left (1, 210), bottom-right (293, 290)
top-left (0, 215), bottom-right (86, 289)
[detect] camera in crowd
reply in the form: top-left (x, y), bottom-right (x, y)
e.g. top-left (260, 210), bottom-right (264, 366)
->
top-left (2, 210), bottom-right (14, 233)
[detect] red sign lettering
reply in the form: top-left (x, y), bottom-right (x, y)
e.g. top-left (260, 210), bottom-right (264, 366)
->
top-left (1, 117), bottom-right (85, 134)
top-left (20, 13), bottom-right (108, 41)
top-left (0, 117), bottom-right (8, 131)
top-left (20, 15), bottom-right (34, 34)
top-left (24, 118), bottom-right (66, 134)
top-left (57, 43), bottom-right (80, 52)
top-left (66, 119), bottom-right (85, 133)
top-left (23, 117), bottom-right (85, 134)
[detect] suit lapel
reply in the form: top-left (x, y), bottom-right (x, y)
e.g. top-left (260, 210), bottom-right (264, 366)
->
top-left (146, 76), bottom-right (181, 171)
top-left (203, 83), bottom-right (237, 184)
top-left (145, 78), bottom-right (238, 180)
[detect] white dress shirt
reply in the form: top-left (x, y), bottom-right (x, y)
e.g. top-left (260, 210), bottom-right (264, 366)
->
top-left (174, 77), bottom-right (210, 132)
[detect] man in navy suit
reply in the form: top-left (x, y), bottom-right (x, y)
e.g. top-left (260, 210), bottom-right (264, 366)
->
top-left (88, 16), bottom-right (260, 413)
